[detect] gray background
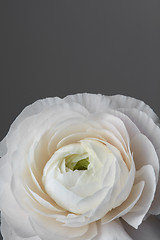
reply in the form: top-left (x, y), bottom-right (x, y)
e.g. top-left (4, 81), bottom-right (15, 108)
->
top-left (0, 0), bottom-right (160, 239)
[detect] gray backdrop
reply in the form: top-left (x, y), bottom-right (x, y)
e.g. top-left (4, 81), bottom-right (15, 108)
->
top-left (0, 1), bottom-right (160, 239)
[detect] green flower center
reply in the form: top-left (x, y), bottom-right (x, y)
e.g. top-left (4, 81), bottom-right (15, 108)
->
top-left (65, 153), bottom-right (90, 171)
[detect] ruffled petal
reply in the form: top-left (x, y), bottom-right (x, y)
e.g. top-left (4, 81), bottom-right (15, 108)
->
top-left (64, 94), bottom-right (158, 123)
top-left (118, 108), bottom-right (160, 154)
top-left (109, 95), bottom-right (159, 123)
top-left (118, 108), bottom-right (160, 214)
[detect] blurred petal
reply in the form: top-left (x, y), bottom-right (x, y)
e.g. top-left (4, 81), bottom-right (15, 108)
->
top-left (93, 219), bottom-right (132, 240)
top-left (122, 216), bottom-right (160, 240)
top-left (1, 214), bottom-right (40, 240)
top-left (0, 138), bottom-right (7, 157)
top-left (0, 185), bottom-right (35, 238)
top-left (0, 155), bottom-right (12, 198)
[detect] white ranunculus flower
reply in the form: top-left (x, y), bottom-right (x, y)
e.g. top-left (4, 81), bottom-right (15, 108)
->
top-left (0, 93), bottom-right (160, 240)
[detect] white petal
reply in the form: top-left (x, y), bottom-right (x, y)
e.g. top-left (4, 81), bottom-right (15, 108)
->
top-left (119, 108), bottom-right (160, 214)
top-left (48, 121), bottom-right (89, 155)
top-left (4, 97), bottom-right (64, 139)
top-left (64, 93), bottom-right (111, 114)
top-left (109, 95), bottom-right (159, 123)
top-left (0, 138), bottom-right (7, 157)
top-left (118, 108), bottom-right (160, 153)
top-left (131, 133), bottom-right (159, 181)
top-left (122, 165), bottom-right (156, 228)
top-left (107, 109), bottom-right (140, 140)
top-left (57, 131), bottom-right (103, 149)
top-left (1, 214), bottom-right (41, 240)
top-left (30, 214), bottom-right (97, 240)
top-left (93, 219), bottom-right (132, 240)
top-left (0, 185), bottom-right (35, 238)
top-left (44, 175), bottom-right (109, 214)
top-left (26, 187), bottom-right (65, 213)
top-left (114, 156), bottom-right (135, 208)
top-left (102, 181), bottom-right (144, 223)
top-left (122, 216), bottom-right (160, 240)
top-left (64, 94), bottom-right (158, 123)
top-left (99, 114), bottom-right (130, 148)
top-left (0, 155), bottom-right (11, 198)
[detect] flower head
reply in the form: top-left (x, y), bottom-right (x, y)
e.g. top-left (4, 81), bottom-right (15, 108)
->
top-left (0, 93), bottom-right (160, 240)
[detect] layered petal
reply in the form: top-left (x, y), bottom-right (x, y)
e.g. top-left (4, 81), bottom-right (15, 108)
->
top-left (1, 214), bottom-right (41, 240)
top-left (122, 165), bottom-right (156, 228)
top-left (0, 185), bottom-right (35, 238)
top-left (0, 93), bottom-right (159, 240)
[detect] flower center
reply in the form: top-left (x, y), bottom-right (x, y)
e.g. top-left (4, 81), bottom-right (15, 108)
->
top-left (65, 153), bottom-right (90, 171)
top-left (42, 139), bottom-right (129, 214)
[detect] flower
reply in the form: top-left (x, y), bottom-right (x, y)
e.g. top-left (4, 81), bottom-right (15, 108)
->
top-left (0, 93), bottom-right (160, 240)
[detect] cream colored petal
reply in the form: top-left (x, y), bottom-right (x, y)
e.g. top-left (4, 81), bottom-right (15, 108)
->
top-left (98, 118), bottom-right (128, 150)
top-left (118, 108), bottom-right (160, 214)
top-left (93, 219), bottom-right (133, 240)
top-left (6, 102), bottom-right (88, 165)
top-left (64, 94), bottom-right (158, 123)
top-left (122, 165), bottom-right (156, 228)
top-left (95, 128), bottom-right (131, 169)
top-left (64, 93), bottom-right (111, 114)
top-left (131, 133), bottom-right (159, 181)
top-left (0, 185), bottom-right (35, 238)
top-left (29, 213), bottom-right (97, 240)
top-left (57, 129), bottom-right (105, 150)
top-left (101, 181), bottom-right (144, 223)
top-left (44, 174), bottom-right (109, 214)
top-left (99, 114), bottom-right (130, 148)
top-left (11, 171), bottom-right (66, 219)
top-left (5, 96), bottom-right (89, 144)
top-left (107, 109), bottom-right (140, 140)
top-left (1, 214), bottom-right (41, 240)
top-left (118, 108), bottom-right (160, 152)
top-left (26, 187), bottom-right (65, 213)
top-left (76, 154), bottom-right (134, 225)
top-left (48, 121), bottom-right (89, 155)
top-left (108, 95), bottom-right (159, 123)
top-left (22, 186), bottom-right (66, 218)
top-left (114, 156), bottom-right (135, 208)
